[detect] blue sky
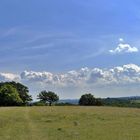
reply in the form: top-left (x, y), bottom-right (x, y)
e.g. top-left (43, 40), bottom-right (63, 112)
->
top-left (1, 0), bottom-right (140, 99)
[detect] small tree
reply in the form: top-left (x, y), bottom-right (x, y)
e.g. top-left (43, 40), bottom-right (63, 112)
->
top-left (79, 93), bottom-right (96, 106)
top-left (37, 91), bottom-right (59, 106)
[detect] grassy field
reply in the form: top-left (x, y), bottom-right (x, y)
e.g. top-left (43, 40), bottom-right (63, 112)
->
top-left (0, 106), bottom-right (140, 140)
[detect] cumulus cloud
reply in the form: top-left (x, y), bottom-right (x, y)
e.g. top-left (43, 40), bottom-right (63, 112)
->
top-left (20, 68), bottom-right (90, 87)
top-left (20, 64), bottom-right (140, 87)
top-left (21, 71), bottom-right (53, 83)
top-left (109, 39), bottom-right (138, 54)
top-left (1, 64), bottom-right (140, 87)
top-left (0, 73), bottom-right (20, 81)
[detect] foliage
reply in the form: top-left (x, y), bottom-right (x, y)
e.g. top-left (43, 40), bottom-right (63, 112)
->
top-left (37, 90), bottom-right (59, 106)
top-left (32, 101), bottom-right (46, 106)
top-left (55, 102), bottom-right (76, 106)
top-left (102, 98), bottom-right (140, 108)
top-left (79, 93), bottom-right (102, 106)
top-left (95, 98), bottom-right (103, 106)
top-left (0, 84), bottom-right (23, 106)
top-left (0, 81), bottom-right (32, 105)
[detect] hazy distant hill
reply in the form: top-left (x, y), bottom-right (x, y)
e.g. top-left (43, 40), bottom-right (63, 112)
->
top-left (59, 99), bottom-right (79, 104)
top-left (59, 96), bottom-right (140, 105)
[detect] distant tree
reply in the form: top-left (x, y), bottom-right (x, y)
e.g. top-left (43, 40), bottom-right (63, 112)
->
top-left (0, 81), bottom-right (32, 105)
top-left (37, 91), bottom-right (59, 106)
top-left (0, 84), bottom-right (23, 106)
top-left (79, 93), bottom-right (97, 106)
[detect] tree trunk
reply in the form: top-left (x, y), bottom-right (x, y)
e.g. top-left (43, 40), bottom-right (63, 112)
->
top-left (49, 102), bottom-right (52, 106)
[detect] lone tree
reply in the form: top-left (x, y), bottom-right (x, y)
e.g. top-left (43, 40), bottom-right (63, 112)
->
top-left (37, 91), bottom-right (59, 106)
top-left (79, 93), bottom-right (97, 106)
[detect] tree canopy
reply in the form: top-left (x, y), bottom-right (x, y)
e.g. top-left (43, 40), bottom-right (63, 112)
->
top-left (0, 84), bottom-right (23, 106)
top-left (0, 81), bottom-right (32, 105)
top-left (79, 93), bottom-right (102, 106)
top-left (0, 82), bottom-right (32, 106)
top-left (37, 91), bottom-right (59, 106)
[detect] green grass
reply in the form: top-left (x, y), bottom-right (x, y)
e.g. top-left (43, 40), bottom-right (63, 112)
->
top-left (0, 106), bottom-right (140, 140)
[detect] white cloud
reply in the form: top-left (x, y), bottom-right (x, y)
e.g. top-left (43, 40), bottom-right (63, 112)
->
top-left (0, 73), bottom-right (20, 81)
top-left (20, 64), bottom-right (140, 87)
top-left (1, 64), bottom-right (140, 88)
top-left (21, 70), bottom-right (53, 83)
top-left (109, 39), bottom-right (138, 54)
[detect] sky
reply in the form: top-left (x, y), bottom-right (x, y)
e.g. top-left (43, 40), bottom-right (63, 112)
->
top-left (1, 0), bottom-right (140, 99)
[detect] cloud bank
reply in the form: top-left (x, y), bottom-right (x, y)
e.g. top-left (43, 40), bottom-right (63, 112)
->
top-left (2, 64), bottom-right (140, 87)
top-left (20, 64), bottom-right (140, 87)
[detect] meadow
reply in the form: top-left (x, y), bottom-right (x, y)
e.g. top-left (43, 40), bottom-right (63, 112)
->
top-left (0, 106), bottom-right (140, 140)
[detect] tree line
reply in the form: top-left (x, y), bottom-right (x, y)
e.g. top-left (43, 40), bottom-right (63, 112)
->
top-left (0, 81), bottom-right (140, 108)
top-left (0, 81), bottom-right (102, 106)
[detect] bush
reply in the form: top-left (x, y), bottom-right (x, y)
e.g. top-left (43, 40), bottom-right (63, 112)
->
top-left (55, 102), bottom-right (75, 106)
top-left (32, 101), bottom-right (46, 106)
